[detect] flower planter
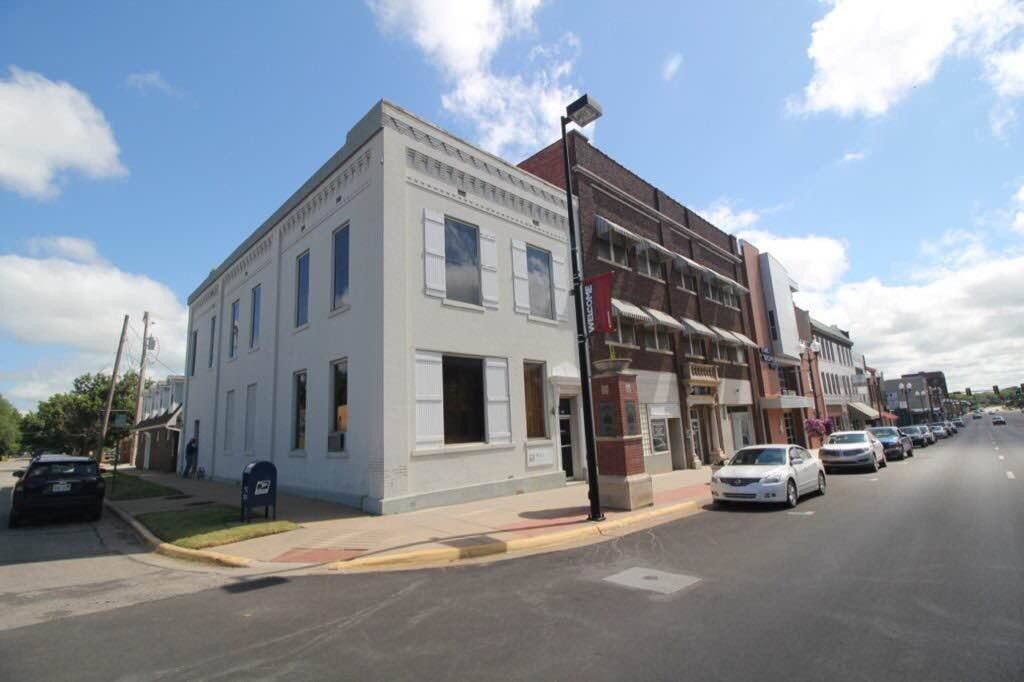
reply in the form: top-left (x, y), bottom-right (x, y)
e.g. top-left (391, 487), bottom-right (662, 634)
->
top-left (592, 358), bottom-right (632, 374)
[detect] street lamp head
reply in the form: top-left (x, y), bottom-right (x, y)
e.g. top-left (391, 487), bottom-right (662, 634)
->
top-left (809, 340), bottom-right (822, 354)
top-left (565, 94), bottom-right (602, 128)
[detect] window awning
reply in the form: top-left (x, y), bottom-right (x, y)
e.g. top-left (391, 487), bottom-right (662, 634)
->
top-left (711, 326), bottom-right (742, 344)
top-left (596, 215), bottom-right (642, 243)
top-left (611, 298), bottom-right (654, 325)
top-left (637, 239), bottom-right (676, 262)
top-left (672, 253), bottom-right (707, 274)
top-left (702, 267), bottom-right (750, 294)
top-left (679, 317), bottom-right (716, 337)
top-left (848, 401), bottom-right (880, 420)
top-left (644, 307), bottom-right (683, 330)
top-left (729, 330), bottom-right (759, 348)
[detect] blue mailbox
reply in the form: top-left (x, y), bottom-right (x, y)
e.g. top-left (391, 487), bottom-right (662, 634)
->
top-left (240, 461), bottom-right (277, 522)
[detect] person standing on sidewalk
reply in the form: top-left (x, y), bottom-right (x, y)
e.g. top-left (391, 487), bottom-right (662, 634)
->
top-left (183, 436), bottom-right (198, 478)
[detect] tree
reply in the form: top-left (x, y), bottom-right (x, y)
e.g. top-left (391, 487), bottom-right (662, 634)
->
top-left (0, 393), bottom-right (21, 459)
top-left (18, 371), bottom-right (142, 457)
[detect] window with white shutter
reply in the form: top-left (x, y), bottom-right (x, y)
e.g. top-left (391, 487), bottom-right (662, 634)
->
top-left (485, 357), bottom-right (511, 444)
top-left (511, 240), bottom-right (530, 314)
top-left (415, 351), bottom-right (444, 449)
top-left (423, 209), bottom-right (446, 298)
top-left (479, 229), bottom-right (499, 309)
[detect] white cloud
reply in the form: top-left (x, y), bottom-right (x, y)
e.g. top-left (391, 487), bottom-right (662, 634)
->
top-left (739, 229), bottom-right (850, 293)
top-left (1016, 182), bottom-right (1024, 204)
top-left (1015, 211), bottom-right (1024, 233)
top-left (698, 201), bottom-right (760, 232)
top-left (0, 238), bottom-right (187, 408)
top-left (840, 151), bottom-right (866, 163)
top-left (125, 70), bottom-right (180, 97)
top-left (0, 67), bottom-right (126, 198)
top-left (790, 0), bottom-right (1024, 118)
top-left (27, 236), bottom-right (106, 265)
top-left (368, 0), bottom-right (591, 158)
top-left (661, 53), bottom-right (683, 81)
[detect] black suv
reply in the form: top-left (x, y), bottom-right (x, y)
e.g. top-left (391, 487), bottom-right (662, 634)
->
top-left (9, 455), bottom-right (105, 528)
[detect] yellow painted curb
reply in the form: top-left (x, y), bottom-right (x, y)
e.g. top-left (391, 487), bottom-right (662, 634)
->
top-left (104, 500), bottom-right (252, 568)
top-left (328, 498), bottom-right (704, 571)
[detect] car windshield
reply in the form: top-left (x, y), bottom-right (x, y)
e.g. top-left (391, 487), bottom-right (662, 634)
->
top-left (869, 428), bottom-right (899, 437)
top-left (27, 462), bottom-right (98, 478)
top-left (827, 433), bottom-right (866, 444)
top-left (930, 425), bottom-right (944, 431)
top-left (729, 448), bottom-right (787, 465)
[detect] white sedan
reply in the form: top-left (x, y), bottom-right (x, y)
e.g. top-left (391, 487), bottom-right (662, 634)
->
top-left (819, 430), bottom-right (887, 473)
top-left (711, 444), bottom-right (826, 508)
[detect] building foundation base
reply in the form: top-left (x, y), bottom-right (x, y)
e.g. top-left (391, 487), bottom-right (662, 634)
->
top-left (598, 473), bottom-right (654, 511)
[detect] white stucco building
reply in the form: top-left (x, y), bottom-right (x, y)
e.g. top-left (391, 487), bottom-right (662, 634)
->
top-left (181, 100), bottom-right (582, 514)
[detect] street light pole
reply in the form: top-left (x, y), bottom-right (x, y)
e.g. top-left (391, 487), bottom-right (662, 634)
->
top-left (560, 94), bottom-right (604, 522)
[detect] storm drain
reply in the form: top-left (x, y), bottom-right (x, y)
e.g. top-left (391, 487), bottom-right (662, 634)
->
top-left (603, 567), bottom-right (700, 595)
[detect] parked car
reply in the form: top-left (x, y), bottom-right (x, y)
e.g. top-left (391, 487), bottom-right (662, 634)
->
top-left (712, 444), bottom-right (826, 508)
top-left (973, 413), bottom-right (983, 419)
top-left (8, 454), bottom-right (105, 528)
top-left (819, 431), bottom-right (887, 473)
top-left (868, 426), bottom-right (913, 460)
top-left (901, 425), bottom-right (931, 447)
top-left (929, 423), bottom-right (949, 439)
top-left (943, 420), bottom-right (958, 434)
top-left (953, 418), bottom-right (965, 428)
top-left (992, 414), bottom-right (1006, 425)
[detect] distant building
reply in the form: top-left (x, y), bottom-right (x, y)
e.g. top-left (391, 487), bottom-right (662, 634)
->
top-left (132, 376), bottom-right (185, 472)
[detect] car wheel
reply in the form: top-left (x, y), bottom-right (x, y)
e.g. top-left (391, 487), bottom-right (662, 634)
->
top-left (870, 454), bottom-right (879, 472)
top-left (880, 454), bottom-right (888, 468)
top-left (90, 504), bottom-right (103, 522)
top-left (817, 471), bottom-right (827, 496)
top-left (8, 512), bottom-right (19, 529)
top-left (785, 480), bottom-right (799, 508)
top-left (908, 448), bottom-right (914, 457)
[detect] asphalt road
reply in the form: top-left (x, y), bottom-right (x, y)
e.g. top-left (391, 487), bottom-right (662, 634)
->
top-left (1, 413), bottom-right (1021, 681)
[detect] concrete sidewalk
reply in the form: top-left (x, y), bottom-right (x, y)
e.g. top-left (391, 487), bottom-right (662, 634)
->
top-left (115, 467), bottom-right (713, 568)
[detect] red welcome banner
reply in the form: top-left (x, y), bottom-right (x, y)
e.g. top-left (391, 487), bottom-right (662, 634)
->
top-left (582, 272), bottom-right (614, 334)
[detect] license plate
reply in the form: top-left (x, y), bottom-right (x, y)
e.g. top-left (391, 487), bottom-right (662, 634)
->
top-left (51, 482), bottom-right (71, 493)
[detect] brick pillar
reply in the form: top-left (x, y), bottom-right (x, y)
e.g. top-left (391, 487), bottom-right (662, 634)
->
top-left (592, 367), bottom-right (653, 510)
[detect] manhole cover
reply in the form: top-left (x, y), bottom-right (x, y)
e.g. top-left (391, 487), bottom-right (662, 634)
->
top-left (603, 567), bottom-right (700, 595)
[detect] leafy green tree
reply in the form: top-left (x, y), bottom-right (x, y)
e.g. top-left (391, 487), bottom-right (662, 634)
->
top-left (0, 393), bottom-right (21, 459)
top-left (18, 371), bottom-right (141, 457)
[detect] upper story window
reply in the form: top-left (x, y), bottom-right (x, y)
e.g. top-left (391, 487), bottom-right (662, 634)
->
top-left (596, 230), bottom-right (629, 267)
top-left (644, 327), bottom-right (672, 352)
top-left (249, 284), bottom-right (261, 349)
top-left (332, 225), bottom-right (350, 310)
top-left (767, 310), bottom-right (779, 341)
top-left (229, 299), bottom-right (240, 358)
top-left (445, 217), bottom-right (482, 305)
top-left (295, 251), bottom-right (310, 327)
top-left (526, 245), bottom-right (554, 319)
top-left (684, 335), bottom-right (703, 357)
top-left (208, 315), bottom-right (216, 368)
top-left (609, 314), bottom-right (639, 346)
top-left (189, 329), bottom-right (198, 376)
top-left (636, 249), bottom-right (664, 280)
top-left (702, 281), bottom-right (740, 309)
top-left (676, 268), bottom-right (698, 293)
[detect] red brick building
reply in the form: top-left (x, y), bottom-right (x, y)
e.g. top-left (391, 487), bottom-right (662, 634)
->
top-left (521, 132), bottom-right (758, 467)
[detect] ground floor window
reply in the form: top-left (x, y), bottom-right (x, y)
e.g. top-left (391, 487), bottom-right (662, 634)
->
top-left (598, 402), bottom-right (617, 437)
top-left (330, 359), bottom-right (348, 451)
top-left (650, 418), bottom-right (670, 453)
top-left (783, 412), bottom-right (796, 444)
top-left (625, 401), bottom-right (639, 435)
top-left (293, 371), bottom-right (307, 450)
top-left (443, 355), bottom-right (485, 444)
top-left (523, 361), bottom-right (547, 438)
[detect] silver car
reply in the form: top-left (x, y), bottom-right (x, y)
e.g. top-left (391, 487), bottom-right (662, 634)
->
top-left (819, 430), bottom-right (887, 473)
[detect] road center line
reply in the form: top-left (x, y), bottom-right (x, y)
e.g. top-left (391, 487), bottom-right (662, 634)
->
top-left (1007, 471), bottom-right (1016, 480)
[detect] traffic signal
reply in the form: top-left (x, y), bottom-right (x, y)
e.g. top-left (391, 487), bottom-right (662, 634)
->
top-left (966, 387), bottom-right (972, 396)
top-left (994, 385), bottom-right (1000, 396)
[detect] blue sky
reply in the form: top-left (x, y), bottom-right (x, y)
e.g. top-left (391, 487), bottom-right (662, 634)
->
top-left (2, 0), bottom-right (1023, 410)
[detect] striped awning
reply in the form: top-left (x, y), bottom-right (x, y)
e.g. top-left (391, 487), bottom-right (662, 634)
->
top-left (595, 215), bottom-right (642, 243)
top-left (679, 317), bottom-right (716, 337)
top-left (611, 298), bottom-right (654, 324)
top-left (848, 401), bottom-right (880, 420)
top-left (672, 253), bottom-right (707, 274)
top-left (711, 326), bottom-right (742, 344)
top-left (637, 239), bottom-right (676, 262)
top-left (644, 307), bottom-right (683, 330)
top-left (729, 330), bottom-right (759, 348)
top-left (702, 267), bottom-right (750, 294)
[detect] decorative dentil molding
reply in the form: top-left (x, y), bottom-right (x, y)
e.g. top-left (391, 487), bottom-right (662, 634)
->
top-left (385, 113), bottom-right (567, 212)
top-left (406, 148), bottom-right (568, 237)
top-left (280, 147), bottom-right (374, 239)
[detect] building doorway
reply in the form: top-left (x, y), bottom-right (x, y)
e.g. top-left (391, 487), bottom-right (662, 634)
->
top-left (558, 398), bottom-right (574, 478)
top-left (689, 409), bottom-right (705, 465)
top-left (783, 412), bottom-right (796, 444)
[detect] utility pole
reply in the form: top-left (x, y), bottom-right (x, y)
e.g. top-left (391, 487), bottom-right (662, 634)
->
top-left (97, 314), bottom-right (130, 461)
top-left (130, 311), bottom-right (150, 466)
